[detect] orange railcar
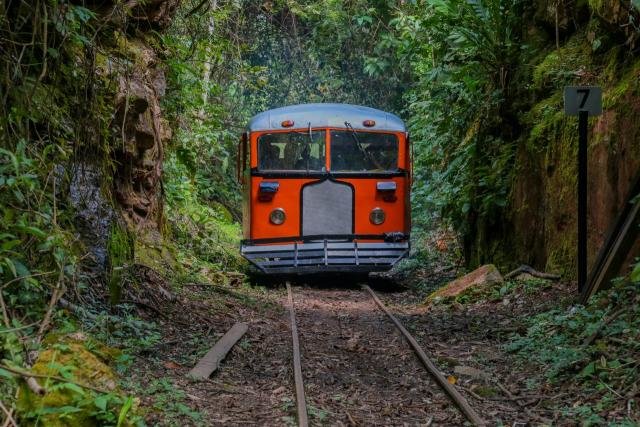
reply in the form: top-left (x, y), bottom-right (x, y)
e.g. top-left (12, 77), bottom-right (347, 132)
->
top-left (238, 103), bottom-right (411, 274)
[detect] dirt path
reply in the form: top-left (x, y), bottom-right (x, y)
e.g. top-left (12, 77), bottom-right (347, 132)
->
top-left (125, 280), bottom-right (535, 426)
top-left (292, 286), bottom-right (462, 425)
top-left (125, 284), bottom-right (295, 426)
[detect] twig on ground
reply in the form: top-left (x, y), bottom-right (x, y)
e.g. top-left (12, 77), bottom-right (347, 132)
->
top-left (0, 364), bottom-right (109, 394)
top-left (0, 399), bottom-right (17, 427)
top-left (0, 320), bottom-right (42, 334)
top-left (37, 270), bottom-right (65, 342)
top-left (599, 380), bottom-right (624, 399)
top-left (581, 307), bottom-right (627, 348)
top-left (0, 291), bottom-right (9, 328)
top-left (495, 381), bottom-right (526, 408)
top-left (459, 386), bottom-right (486, 401)
top-left (26, 377), bottom-right (45, 395)
top-left (505, 265), bottom-right (561, 281)
top-left (119, 299), bottom-right (170, 319)
top-left (346, 411), bottom-right (358, 426)
top-left (58, 298), bottom-right (97, 321)
top-left (1, 271), bottom-right (56, 290)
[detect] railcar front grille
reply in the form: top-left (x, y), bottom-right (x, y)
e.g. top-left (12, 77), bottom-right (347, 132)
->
top-left (301, 180), bottom-right (353, 237)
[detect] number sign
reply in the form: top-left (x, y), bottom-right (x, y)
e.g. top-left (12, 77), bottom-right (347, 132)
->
top-left (564, 86), bottom-right (602, 116)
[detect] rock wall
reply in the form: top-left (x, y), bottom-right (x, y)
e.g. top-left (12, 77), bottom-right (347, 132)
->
top-left (482, 0), bottom-right (640, 278)
top-left (111, 36), bottom-right (171, 232)
top-left (68, 1), bottom-right (179, 292)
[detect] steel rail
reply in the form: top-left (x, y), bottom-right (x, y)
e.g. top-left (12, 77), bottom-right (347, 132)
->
top-left (363, 285), bottom-right (486, 426)
top-left (286, 282), bottom-right (309, 427)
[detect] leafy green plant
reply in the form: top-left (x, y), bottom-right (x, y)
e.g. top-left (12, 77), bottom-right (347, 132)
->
top-left (143, 378), bottom-right (204, 425)
top-left (89, 311), bottom-right (162, 352)
top-left (361, 0), bottom-right (531, 265)
top-left (505, 264), bottom-right (640, 418)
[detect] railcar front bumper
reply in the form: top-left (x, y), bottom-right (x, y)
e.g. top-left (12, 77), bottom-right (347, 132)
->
top-left (240, 239), bottom-right (409, 275)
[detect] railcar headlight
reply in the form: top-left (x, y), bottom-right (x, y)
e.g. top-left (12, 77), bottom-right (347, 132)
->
top-left (269, 208), bottom-right (286, 225)
top-left (370, 207), bottom-right (385, 225)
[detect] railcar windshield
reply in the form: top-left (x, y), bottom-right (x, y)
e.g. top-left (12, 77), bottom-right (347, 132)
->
top-left (330, 131), bottom-right (398, 172)
top-left (258, 131), bottom-right (326, 171)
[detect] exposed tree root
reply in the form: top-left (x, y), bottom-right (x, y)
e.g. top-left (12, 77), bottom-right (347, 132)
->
top-left (505, 265), bottom-right (561, 281)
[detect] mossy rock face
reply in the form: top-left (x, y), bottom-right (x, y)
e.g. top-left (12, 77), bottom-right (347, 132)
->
top-left (16, 333), bottom-right (122, 426)
top-left (532, 0), bottom-right (589, 34)
top-left (107, 222), bottom-right (135, 304)
top-left (506, 21), bottom-right (640, 278)
top-left (108, 220), bottom-right (180, 303)
top-left (532, 32), bottom-right (594, 91)
top-left (134, 229), bottom-right (179, 277)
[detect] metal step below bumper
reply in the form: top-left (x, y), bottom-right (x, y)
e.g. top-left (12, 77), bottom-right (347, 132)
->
top-left (241, 240), bottom-right (410, 275)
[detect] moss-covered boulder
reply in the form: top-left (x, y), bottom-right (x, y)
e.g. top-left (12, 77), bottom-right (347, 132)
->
top-left (15, 333), bottom-right (135, 426)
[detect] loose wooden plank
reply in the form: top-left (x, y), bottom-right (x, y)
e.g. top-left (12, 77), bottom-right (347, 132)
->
top-left (581, 173), bottom-right (640, 303)
top-left (286, 282), bottom-right (309, 427)
top-left (188, 322), bottom-right (248, 380)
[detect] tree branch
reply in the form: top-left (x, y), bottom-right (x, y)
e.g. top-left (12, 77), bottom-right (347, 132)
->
top-left (0, 364), bottom-right (110, 395)
top-left (185, 0), bottom-right (212, 17)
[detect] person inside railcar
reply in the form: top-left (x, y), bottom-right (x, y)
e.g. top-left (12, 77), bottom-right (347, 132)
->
top-left (259, 138), bottom-right (282, 170)
top-left (364, 136), bottom-right (398, 171)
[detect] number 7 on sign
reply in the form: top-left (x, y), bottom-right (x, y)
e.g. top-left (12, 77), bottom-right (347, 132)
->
top-left (577, 89), bottom-right (590, 109)
top-left (564, 86), bottom-right (602, 116)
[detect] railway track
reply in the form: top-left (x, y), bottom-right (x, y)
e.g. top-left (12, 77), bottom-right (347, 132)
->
top-left (285, 282), bottom-right (486, 427)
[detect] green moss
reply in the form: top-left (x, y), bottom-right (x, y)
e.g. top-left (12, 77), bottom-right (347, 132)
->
top-left (113, 31), bottom-right (154, 69)
top-left (107, 223), bottom-right (134, 304)
top-left (546, 236), bottom-right (576, 278)
top-left (601, 46), bottom-right (622, 84)
top-left (134, 230), bottom-right (179, 277)
top-left (588, 0), bottom-right (606, 13)
top-left (604, 58), bottom-right (640, 108)
top-left (524, 92), bottom-right (564, 151)
top-left (532, 33), bottom-right (592, 91)
top-left (473, 385), bottom-right (498, 398)
top-left (542, 118), bottom-right (580, 278)
top-left (210, 201), bottom-right (234, 223)
top-left (16, 334), bottom-right (122, 426)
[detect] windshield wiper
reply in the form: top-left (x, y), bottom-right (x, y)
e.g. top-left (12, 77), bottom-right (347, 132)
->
top-left (344, 121), bottom-right (382, 170)
top-left (306, 122), bottom-right (312, 173)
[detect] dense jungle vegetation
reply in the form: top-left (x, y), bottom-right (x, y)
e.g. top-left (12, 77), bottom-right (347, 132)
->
top-left (1, 0), bottom-right (640, 424)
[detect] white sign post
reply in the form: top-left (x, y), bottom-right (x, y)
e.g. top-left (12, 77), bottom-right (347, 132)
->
top-left (563, 86), bottom-right (602, 294)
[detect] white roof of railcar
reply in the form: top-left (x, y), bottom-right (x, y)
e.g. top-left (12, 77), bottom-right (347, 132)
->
top-left (248, 103), bottom-right (406, 132)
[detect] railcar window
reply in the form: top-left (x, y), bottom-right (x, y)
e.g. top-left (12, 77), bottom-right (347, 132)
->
top-left (330, 131), bottom-right (398, 172)
top-left (258, 131), bottom-right (326, 171)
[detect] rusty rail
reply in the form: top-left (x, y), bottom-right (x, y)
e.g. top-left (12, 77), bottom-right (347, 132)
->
top-left (286, 282), bottom-right (309, 427)
top-left (363, 285), bottom-right (486, 426)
